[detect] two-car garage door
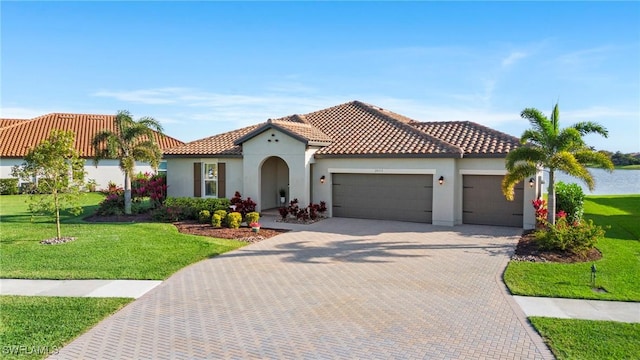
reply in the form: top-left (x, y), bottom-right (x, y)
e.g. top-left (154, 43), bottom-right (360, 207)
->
top-left (331, 173), bottom-right (523, 227)
top-left (332, 174), bottom-right (433, 223)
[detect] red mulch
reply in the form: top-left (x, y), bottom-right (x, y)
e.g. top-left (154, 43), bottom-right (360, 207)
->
top-left (513, 230), bottom-right (602, 263)
top-left (173, 221), bottom-right (288, 242)
top-left (85, 213), bottom-right (287, 243)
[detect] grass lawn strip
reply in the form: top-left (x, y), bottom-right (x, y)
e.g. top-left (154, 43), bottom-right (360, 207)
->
top-left (0, 194), bottom-right (246, 280)
top-left (529, 317), bottom-right (640, 360)
top-left (504, 195), bottom-right (640, 301)
top-left (0, 296), bottom-right (131, 360)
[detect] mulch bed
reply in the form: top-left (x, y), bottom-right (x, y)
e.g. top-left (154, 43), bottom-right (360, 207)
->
top-left (173, 221), bottom-right (289, 243)
top-left (512, 230), bottom-right (602, 263)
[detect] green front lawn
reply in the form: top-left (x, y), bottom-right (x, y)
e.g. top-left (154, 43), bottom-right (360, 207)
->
top-left (0, 194), bottom-right (246, 279)
top-left (504, 195), bottom-right (640, 301)
top-left (0, 296), bottom-right (131, 360)
top-left (529, 317), bottom-right (640, 360)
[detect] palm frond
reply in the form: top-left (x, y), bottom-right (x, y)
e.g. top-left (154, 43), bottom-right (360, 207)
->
top-left (555, 127), bottom-right (585, 152)
top-left (552, 151), bottom-right (595, 191)
top-left (501, 163), bottom-right (537, 200)
top-left (574, 149), bottom-right (614, 172)
top-left (136, 116), bottom-right (164, 133)
top-left (520, 108), bottom-right (553, 136)
top-left (505, 146), bottom-right (546, 170)
top-left (571, 121), bottom-right (609, 138)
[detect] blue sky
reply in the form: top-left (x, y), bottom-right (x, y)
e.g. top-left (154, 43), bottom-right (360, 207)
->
top-left (2, 1), bottom-right (639, 152)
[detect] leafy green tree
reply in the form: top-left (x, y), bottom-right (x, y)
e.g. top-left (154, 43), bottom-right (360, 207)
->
top-left (11, 130), bottom-right (86, 239)
top-left (502, 103), bottom-right (614, 224)
top-left (92, 110), bottom-right (164, 214)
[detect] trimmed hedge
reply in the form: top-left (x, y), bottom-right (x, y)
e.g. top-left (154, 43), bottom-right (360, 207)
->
top-left (163, 197), bottom-right (230, 220)
top-left (0, 178), bottom-right (19, 195)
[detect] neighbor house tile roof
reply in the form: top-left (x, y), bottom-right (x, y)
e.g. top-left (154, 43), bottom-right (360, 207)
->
top-left (0, 113), bottom-right (184, 158)
top-left (0, 118), bottom-right (31, 128)
top-left (164, 100), bottom-right (520, 158)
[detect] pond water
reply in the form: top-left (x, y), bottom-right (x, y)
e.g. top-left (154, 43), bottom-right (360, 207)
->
top-left (542, 168), bottom-right (640, 195)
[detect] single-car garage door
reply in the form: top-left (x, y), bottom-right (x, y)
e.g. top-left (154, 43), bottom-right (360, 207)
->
top-left (463, 175), bottom-right (523, 227)
top-left (332, 173), bottom-right (433, 223)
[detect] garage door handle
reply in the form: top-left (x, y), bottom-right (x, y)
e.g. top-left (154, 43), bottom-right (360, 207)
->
top-left (463, 210), bottom-right (472, 213)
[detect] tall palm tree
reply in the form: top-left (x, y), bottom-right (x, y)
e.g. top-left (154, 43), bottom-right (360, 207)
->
top-left (92, 110), bottom-right (164, 214)
top-left (502, 103), bottom-right (613, 224)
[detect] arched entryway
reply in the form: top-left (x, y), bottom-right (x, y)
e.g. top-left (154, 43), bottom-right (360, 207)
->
top-left (260, 156), bottom-right (290, 210)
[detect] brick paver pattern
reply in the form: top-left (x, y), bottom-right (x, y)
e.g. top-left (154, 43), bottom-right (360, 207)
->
top-left (50, 218), bottom-right (554, 359)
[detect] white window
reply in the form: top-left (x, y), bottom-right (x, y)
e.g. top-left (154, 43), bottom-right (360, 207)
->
top-left (204, 163), bottom-right (217, 197)
top-left (157, 161), bottom-right (167, 175)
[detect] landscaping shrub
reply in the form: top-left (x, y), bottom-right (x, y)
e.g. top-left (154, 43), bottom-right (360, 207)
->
top-left (150, 206), bottom-right (183, 222)
top-left (95, 184), bottom-right (125, 216)
top-left (0, 178), bottom-right (19, 195)
top-left (132, 172), bottom-right (167, 208)
top-left (279, 199), bottom-right (327, 221)
top-left (535, 218), bottom-right (605, 255)
top-left (212, 214), bottom-right (222, 227)
top-left (198, 210), bottom-right (211, 224)
top-left (245, 211), bottom-right (260, 225)
top-left (214, 210), bottom-right (227, 226)
top-left (532, 198), bottom-right (547, 227)
top-left (555, 181), bottom-right (586, 224)
top-left (226, 212), bottom-right (242, 229)
top-left (163, 197), bottom-right (230, 220)
top-left (229, 191), bottom-right (257, 217)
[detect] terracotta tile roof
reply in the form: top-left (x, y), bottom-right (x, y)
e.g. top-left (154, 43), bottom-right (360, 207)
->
top-left (297, 101), bottom-right (463, 157)
top-left (409, 121), bottom-right (520, 157)
top-left (0, 113), bottom-right (184, 158)
top-left (163, 124), bottom-right (260, 157)
top-left (0, 118), bottom-right (31, 128)
top-left (163, 100), bottom-right (519, 158)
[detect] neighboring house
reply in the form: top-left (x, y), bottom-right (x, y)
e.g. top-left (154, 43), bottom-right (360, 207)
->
top-left (0, 113), bottom-right (184, 190)
top-left (165, 101), bottom-right (539, 229)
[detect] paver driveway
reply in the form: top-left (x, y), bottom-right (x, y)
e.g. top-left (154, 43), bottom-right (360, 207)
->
top-left (51, 218), bottom-right (554, 359)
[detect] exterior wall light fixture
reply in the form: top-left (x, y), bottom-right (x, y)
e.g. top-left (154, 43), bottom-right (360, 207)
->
top-left (438, 176), bottom-right (444, 185)
top-left (529, 178), bottom-right (535, 188)
top-left (320, 175), bottom-right (326, 184)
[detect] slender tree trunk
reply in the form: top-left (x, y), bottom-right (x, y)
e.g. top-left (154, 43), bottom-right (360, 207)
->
top-left (54, 190), bottom-right (62, 239)
top-left (547, 169), bottom-right (556, 225)
top-left (124, 172), bottom-right (132, 215)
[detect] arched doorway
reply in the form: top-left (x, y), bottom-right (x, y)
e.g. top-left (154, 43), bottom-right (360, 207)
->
top-left (260, 156), bottom-right (289, 210)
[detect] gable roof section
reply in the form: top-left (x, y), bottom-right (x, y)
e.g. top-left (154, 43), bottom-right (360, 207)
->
top-left (163, 124), bottom-right (260, 157)
top-left (164, 100), bottom-right (519, 158)
top-left (409, 121), bottom-right (521, 157)
top-left (233, 119), bottom-right (333, 147)
top-left (0, 113), bottom-right (184, 158)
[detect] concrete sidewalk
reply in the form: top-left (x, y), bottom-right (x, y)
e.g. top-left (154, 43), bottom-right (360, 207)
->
top-left (0, 279), bottom-right (161, 299)
top-left (514, 295), bottom-right (640, 323)
top-left (2, 278), bottom-right (638, 323)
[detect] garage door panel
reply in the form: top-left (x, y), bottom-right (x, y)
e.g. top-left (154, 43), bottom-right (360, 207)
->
top-left (463, 175), bottom-right (523, 227)
top-left (332, 174), bottom-right (432, 223)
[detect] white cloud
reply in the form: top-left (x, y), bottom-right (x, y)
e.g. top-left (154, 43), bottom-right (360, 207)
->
top-left (92, 87), bottom-right (191, 105)
top-left (501, 51), bottom-right (528, 67)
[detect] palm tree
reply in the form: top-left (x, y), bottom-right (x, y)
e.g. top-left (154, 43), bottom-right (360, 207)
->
top-left (92, 110), bottom-right (164, 214)
top-left (502, 103), bottom-right (613, 224)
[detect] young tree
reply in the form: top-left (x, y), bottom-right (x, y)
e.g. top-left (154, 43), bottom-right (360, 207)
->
top-left (11, 130), bottom-right (85, 240)
top-left (502, 103), bottom-right (614, 224)
top-left (92, 110), bottom-right (164, 214)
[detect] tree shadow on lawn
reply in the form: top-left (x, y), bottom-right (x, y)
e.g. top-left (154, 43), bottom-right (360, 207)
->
top-left (585, 197), bottom-right (639, 241)
top-left (217, 238), bottom-right (514, 264)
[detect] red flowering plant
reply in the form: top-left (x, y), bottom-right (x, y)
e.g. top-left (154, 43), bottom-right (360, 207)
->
top-left (532, 198), bottom-right (548, 228)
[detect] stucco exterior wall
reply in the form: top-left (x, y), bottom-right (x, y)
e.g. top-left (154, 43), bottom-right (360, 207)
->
top-left (1, 158), bottom-right (153, 191)
top-left (240, 129), bottom-right (310, 212)
top-left (166, 157), bottom-right (243, 198)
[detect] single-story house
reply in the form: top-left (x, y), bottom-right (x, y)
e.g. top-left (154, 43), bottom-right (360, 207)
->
top-left (0, 113), bottom-right (184, 190)
top-left (164, 101), bottom-right (540, 228)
